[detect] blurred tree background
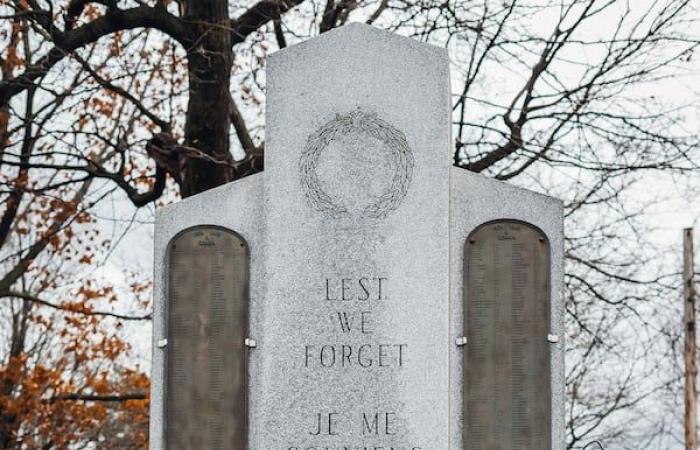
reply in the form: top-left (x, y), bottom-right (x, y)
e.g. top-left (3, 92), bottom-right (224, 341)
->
top-left (0, 0), bottom-right (697, 448)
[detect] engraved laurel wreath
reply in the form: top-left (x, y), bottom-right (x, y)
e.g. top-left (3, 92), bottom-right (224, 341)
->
top-left (299, 110), bottom-right (414, 219)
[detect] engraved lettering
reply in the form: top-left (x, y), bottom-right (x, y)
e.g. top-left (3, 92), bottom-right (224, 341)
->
top-left (309, 412), bottom-right (338, 436)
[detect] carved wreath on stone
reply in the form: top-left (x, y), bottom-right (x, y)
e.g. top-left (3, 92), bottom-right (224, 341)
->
top-left (299, 110), bottom-right (414, 219)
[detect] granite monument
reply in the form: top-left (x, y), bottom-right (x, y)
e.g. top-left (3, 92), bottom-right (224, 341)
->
top-left (150, 23), bottom-right (564, 450)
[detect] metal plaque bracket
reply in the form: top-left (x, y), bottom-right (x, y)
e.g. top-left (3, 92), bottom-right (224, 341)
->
top-left (245, 338), bottom-right (257, 348)
top-left (455, 336), bottom-right (468, 347)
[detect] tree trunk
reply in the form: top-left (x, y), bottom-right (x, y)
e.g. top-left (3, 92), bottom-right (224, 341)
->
top-left (181, 0), bottom-right (234, 197)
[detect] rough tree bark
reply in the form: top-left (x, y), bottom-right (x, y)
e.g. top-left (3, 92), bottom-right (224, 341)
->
top-left (180, 0), bottom-right (234, 197)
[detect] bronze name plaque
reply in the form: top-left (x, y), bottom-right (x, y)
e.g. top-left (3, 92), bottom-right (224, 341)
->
top-left (464, 220), bottom-right (551, 449)
top-left (166, 226), bottom-right (248, 450)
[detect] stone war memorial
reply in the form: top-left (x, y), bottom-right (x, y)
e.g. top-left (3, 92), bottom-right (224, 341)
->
top-left (149, 23), bottom-right (564, 450)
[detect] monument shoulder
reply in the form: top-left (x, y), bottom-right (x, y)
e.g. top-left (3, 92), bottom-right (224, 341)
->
top-left (450, 165), bottom-right (563, 209)
top-left (155, 172), bottom-right (264, 226)
top-left (449, 164), bottom-right (565, 450)
top-left (150, 173), bottom-right (265, 450)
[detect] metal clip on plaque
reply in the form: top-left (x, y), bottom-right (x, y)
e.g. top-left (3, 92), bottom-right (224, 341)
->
top-left (455, 336), bottom-right (468, 347)
top-left (547, 334), bottom-right (560, 344)
top-left (157, 338), bottom-right (168, 349)
top-left (245, 338), bottom-right (257, 349)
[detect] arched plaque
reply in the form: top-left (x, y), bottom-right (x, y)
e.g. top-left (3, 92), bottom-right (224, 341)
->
top-left (464, 220), bottom-right (551, 449)
top-left (166, 226), bottom-right (248, 450)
